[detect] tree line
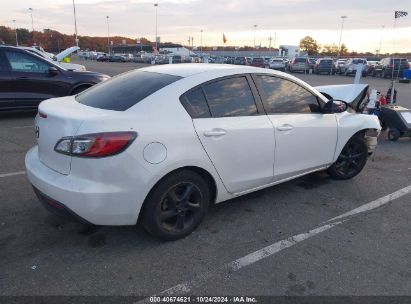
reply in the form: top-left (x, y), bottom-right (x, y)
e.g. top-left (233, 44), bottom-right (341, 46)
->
top-left (298, 36), bottom-right (400, 57)
top-left (0, 26), bottom-right (152, 52)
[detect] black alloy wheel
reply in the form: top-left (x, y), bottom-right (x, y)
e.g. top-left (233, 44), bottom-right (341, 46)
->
top-left (327, 136), bottom-right (368, 180)
top-left (157, 183), bottom-right (202, 234)
top-left (142, 170), bottom-right (209, 241)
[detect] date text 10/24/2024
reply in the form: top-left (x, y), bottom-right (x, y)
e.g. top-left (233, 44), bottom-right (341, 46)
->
top-left (148, 296), bottom-right (258, 303)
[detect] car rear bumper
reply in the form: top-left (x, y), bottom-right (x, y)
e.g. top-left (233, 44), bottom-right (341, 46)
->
top-left (25, 146), bottom-right (141, 225)
top-left (32, 186), bottom-right (92, 225)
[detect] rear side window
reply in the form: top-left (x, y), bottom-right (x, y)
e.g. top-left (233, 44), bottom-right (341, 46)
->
top-left (76, 70), bottom-right (181, 111)
top-left (203, 77), bottom-right (258, 117)
top-left (180, 88), bottom-right (211, 118)
top-left (254, 75), bottom-right (319, 114)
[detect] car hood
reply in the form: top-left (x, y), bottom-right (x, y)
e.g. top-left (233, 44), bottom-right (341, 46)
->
top-left (315, 84), bottom-right (369, 112)
top-left (65, 70), bottom-right (110, 81)
top-left (56, 46), bottom-right (80, 62)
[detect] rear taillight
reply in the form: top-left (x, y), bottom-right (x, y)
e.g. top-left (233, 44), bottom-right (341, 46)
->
top-left (388, 64), bottom-right (394, 68)
top-left (54, 132), bottom-right (137, 158)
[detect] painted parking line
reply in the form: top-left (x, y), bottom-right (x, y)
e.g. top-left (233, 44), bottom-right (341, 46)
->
top-left (138, 183), bottom-right (411, 302)
top-left (0, 171), bottom-right (26, 178)
top-left (8, 125), bottom-right (34, 129)
top-left (325, 184), bottom-right (411, 223)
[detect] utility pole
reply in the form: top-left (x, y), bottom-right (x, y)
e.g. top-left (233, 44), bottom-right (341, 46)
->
top-left (337, 15), bottom-right (347, 57)
top-left (378, 25), bottom-right (385, 58)
top-left (28, 8), bottom-right (34, 31)
top-left (200, 29), bottom-right (203, 53)
top-left (12, 20), bottom-right (18, 46)
top-left (106, 16), bottom-right (110, 55)
top-left (253, 24), bottom-right (257, 49)
top-left (154, 3), bottom-right (159, 51)
top-left (268, 36), bottom-right (272, 52)
top-left (72, 0), bottom-right (79, 47)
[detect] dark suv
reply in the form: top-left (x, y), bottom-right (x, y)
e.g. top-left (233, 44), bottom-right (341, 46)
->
top-left (313, 58), bottom-right (335, 75)
top-left (0, 46), bottom-right (110, 110)
top-left (370, 58), bottom-right (410, 78)
top-left (250, 57), bottom-right (265, 68)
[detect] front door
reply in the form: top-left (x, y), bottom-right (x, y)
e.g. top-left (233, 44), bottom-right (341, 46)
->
top-left (3, 49), bottom-right (63, 108)
top-left (0, 50), bottom-right (15, 109)
top-left (253, 74), bottom-right (338, 180)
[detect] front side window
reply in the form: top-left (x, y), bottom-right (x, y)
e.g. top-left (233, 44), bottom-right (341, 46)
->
top-left (254, 75), bottom-right (319, 114)
top-left (203, 76), bottom-right (257, 117)
top-left (5, 51), bottom-right (50, 73)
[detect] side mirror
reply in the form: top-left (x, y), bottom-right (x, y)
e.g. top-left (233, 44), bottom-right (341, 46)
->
top-left (323, 99), bottom-right (348, 114)
top-left (48, 66), bottom-right (59, 76)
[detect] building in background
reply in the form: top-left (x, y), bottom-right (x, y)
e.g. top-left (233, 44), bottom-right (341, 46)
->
top-left (279, 45), bottom-right (300, 58)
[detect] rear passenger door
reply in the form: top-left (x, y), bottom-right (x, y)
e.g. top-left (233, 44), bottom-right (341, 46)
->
top-left (181, 75), bottom-right (275, 194)
top-left (253, 75), bottom-right (337, 181)
top-left (0, 49), bottom-right (15, 109)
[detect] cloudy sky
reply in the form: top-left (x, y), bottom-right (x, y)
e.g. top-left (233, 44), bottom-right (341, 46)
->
top-left (1, 0), bottom-right (411, 52)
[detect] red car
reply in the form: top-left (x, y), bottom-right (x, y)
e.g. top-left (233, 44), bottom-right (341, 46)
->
top-left (250, 57), bottom-right (265, 68)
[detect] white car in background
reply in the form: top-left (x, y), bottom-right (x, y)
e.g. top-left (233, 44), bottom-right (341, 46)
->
top-left (25, 64), bottom-right (381, 240)
top-left (268, 58), bottom-right (286, 71)
top-left (21, 46), bottom-right (86, 71)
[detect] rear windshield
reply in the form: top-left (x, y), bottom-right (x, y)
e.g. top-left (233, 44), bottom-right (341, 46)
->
top-left (76, 70), bottom-right (181, 111)
top-left (352, 59), bottom-right (366, 64)
top-left (294, 58), bottom-right (307, 63)
top-left (320, 60), bottom-right (333, 64)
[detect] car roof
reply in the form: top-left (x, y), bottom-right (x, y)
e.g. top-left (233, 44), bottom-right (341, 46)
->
top-left (139, 63), bottom-right (256, 77)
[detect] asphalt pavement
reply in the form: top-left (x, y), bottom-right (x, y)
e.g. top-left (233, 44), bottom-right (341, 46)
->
top-left (0, 60), bottom-right (410, 300)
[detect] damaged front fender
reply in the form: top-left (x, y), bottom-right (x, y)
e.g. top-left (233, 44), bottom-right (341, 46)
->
top-left (334, 112), bottom-right (381, 161)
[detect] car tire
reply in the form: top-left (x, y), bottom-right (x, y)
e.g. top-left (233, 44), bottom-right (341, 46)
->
top-left (141, 170), bottom-right (210, 241)
top-left (388, 128), bottom-right (400, 141)
top-left (327, 136), bottom-right (368, 180)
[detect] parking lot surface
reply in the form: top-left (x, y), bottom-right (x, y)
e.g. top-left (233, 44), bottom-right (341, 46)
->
top-left (1, 61), bottom-right (411, 298)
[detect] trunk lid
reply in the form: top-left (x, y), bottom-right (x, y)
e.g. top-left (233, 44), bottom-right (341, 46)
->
top-left (36, 96), bottom-right (112, 175)
top-left (55, 46), bottom-right (80, 62)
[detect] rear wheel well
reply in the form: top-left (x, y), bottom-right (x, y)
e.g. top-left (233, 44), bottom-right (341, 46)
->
top-left (137, 166), bottom-right (217, 223)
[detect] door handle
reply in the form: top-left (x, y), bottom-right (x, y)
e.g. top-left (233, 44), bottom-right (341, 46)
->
top-left (277, 124), bottom-right (294, 131)
top-left (203, 129), bottom-right (227, 137)
top-left (17, 77), bottom-right (29, 80)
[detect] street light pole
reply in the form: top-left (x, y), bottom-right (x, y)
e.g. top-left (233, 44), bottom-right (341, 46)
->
top-left (12, 20), bottom-right (18, 46)
top-left (378, 25), bottom-right (385, 58)
top-left (72, 0), bottom-right (79, 47)
top-left (106, 16), bottom-right (110, 55)
top-left (337, 15), bottom-right (347, 58)
top-left (154, 3), bottom-right (159, 51)
top-left (28, 8), bottom-right (34, 32)
top-left (200, 29), bottom-right (203, 53)
top-left (253, 24), bottom-right (257, 49)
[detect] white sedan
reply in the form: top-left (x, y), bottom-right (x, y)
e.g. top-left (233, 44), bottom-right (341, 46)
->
top-left (25, 64), bottom-right (381, 240)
